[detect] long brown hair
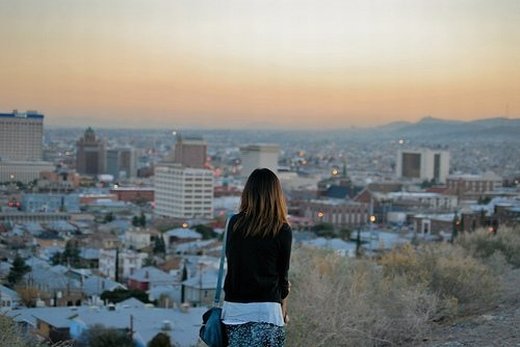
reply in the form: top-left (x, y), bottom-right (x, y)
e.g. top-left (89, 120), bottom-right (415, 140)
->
top-left (233, 168), bottom-right (288, 238)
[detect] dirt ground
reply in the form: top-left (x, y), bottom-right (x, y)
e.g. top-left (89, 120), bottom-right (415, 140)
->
top-left (421, 268), bottom-right (520, 347)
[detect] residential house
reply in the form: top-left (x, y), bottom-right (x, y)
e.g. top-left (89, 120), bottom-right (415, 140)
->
top-left (98, 249), bottom-right (147, 281)
top-left (127, 266), bottom-right (176, 291)
top-left (0, 284), bottom-right (21, 310)
top-left (7, 300), bottom-right (207, 347)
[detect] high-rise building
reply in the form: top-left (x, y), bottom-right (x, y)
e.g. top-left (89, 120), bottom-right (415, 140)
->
top-left (396, 148), bottom-right (450, 183)
top-left (0, 110), bottom-right (54, 183)
top-left (0, 110), bottom-right (43, 161)
top-left (240, 144), bottom-right (279, 178)
top-left (154, 163), bottom-right (213, 219)
top-left (107, 147), bottom-right (137, 179)
top-left (76, 127), bottom-right (107, 176)
top-left (172, 135), bottom-right (207, 169)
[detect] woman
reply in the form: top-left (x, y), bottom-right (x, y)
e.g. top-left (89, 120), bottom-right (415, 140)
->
top-left (222, 168), bottom-right (292, 347)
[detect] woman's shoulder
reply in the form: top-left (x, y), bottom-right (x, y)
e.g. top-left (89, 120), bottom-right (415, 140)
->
top-left (278, 223), bottom-right (292, 238)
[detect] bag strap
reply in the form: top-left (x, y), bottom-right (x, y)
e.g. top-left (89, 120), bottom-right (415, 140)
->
top-left (213, 216), bottom-right (230, 306)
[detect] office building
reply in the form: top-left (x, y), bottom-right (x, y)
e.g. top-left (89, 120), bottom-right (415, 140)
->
top-left (396, 148), bottom-right (450, 183)
top-left (240, 144), bottom-right (279, 178)
top-left (154, 163), bottom-right (213, 219)
top-left (172, 135), bottom-right (207, 169)
top-left (0, 110), bottom-right (43, 161)
top-left (76, 127), bottom-right (107, 176)
top-left (0, 110), bottom-right (53, 183)
top-left (106, 147), bottom-right (137, 179)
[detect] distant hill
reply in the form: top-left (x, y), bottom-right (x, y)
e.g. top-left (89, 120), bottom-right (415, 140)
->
top-left (374, 116), bottom-right (520, 141)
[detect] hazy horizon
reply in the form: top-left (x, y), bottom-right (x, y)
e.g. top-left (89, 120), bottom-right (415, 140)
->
top-left (1, 0), bottom-right (519, 129)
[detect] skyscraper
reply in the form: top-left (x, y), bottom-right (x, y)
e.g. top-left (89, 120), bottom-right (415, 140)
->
top-left (107, 147), bottom-right (137, 180)
top-left (0, 110), bottom-right (53, 183)
top-left (0, 110), bottom-right (43, 161)
top-left (172, 134), bottom-right (207, 169)
top-left (76, 127), bottom-right (107, 176)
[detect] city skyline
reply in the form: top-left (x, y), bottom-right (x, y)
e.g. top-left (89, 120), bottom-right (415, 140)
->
top-left (1, 0), bottom-right (519, 129)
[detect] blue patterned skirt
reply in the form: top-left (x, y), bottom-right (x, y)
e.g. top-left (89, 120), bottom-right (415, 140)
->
top-left (224, 322), bottom-right (285, 347)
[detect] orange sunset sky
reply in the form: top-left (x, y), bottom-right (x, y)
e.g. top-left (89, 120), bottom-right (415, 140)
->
top-left (1, 0), bottom-right (519, 129)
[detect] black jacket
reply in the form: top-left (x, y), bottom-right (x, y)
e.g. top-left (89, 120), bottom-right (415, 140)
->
top-left (223, 213), bottom-right (292, 304)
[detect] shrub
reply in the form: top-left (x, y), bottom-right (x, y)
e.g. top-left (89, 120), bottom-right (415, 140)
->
top-left (380, 243), bottom-right (498, 315)
top-left (286, 248), bottom-right (437, 346)
top-left (456, 227), bottom-right (520, 268)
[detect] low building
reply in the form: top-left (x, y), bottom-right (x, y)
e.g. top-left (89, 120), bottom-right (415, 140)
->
top-left (0, 284), bottom-right (21, 311)
top-left (447, 172), bottom-right (503, 200)
top-left (127, 266), bottom-right (176, 291)
top-left (98, 249), bottom-right (147, 281)
top-left (110, 187), bottom-right (154, 204)
top-left (0, 160), bottom-right (54, 184)
top-left (301, 199), bottom-right (369, 229)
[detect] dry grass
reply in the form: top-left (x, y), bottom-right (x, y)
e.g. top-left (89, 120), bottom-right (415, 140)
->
top-left (380, 243), bottom-right (498, 315)
top-left (456, 226), bottom-right (520, 268)
top-left (286, 228), bottom-right (513, 347)
top-left (286, 248), bottom-right (438, 346)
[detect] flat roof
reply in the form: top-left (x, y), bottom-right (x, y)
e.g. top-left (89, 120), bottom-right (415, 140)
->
top-left (0, 111), bottom-right (44, 120)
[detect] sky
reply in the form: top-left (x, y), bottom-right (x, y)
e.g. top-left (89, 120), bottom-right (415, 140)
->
top-left (1, 0), bottom-right (519, 129)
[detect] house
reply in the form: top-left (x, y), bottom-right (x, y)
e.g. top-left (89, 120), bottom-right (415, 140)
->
top-left (22, 259), bottom-right (84, 307)
top-left (124, 227), bottom-right (160, 251)
top-left (98, 249), bottom-right (147, 280)
top-left (7, 301), bottom-right (207, 347)
top-left (127, 266), bottom-right (176, 291)
top-left (182, 267), bottom-right (221, 307)
top-left (0, 284), bottom-right (21, 311)
top-left (163, 227), bottom-right (202, 247)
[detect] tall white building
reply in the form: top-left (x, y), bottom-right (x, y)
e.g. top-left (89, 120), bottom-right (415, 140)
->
top-left (396, 148), bottom-right (450, 184)
top-left (0, 110), bottom-right (43, 161)
top-left (240, 144), bottom-right (279, 178)
top-left (154, 163), bottom-right (213, 219)
top-left (0, 110), bottom-right (53, 183)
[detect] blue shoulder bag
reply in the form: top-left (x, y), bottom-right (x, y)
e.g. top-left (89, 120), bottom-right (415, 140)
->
top-left (199, 217), bottom-right (230, 347)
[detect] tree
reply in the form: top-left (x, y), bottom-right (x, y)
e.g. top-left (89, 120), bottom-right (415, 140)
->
top-left (194, 224), bottom-right (216, 240)
top-left (100, 288), bottom-right (151, 304)
top-left (76, 325), bottom-right (133, 347)
top-left (338, 228), bottom-right (352, 240)
top-left (132, 212), bottom-right (146, 227)
top-left (15, 286), bottom-right (40, 307)
top-left (7, 254), bottom-right (30, 285)
top-left (52, 240), bottom-right (81, 267)
top-left (312, 223), bottom-right (336, 238)
top-left (104, 212), bottom-right (114, 223)
top-left (153, 236), bottom-right (166, 254)
top-left (139, 212), bottom-right (146, 227)
top-left (0, 315), bottom-right (47, 347)
top-left (148, 333), bottom-right (172, 347)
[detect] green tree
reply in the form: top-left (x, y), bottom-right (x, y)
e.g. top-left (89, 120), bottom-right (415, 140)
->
top-left (153, 236), bottom-right (166, 254)
top-left (338, 228), bottom-right (352, 240)
top-left (100, 288), bottom-right (151, 304)
top-left (52, 240), bottom-right (81, 267)
top-left (312, 223), bottom-right (336, 238)
top-left (7, 254), bottom-right (30, 285)
top-left (104, 212), bottom-right (114, 223)
top-left (148, 333), bottom-right (172, 347)
top-left (77, 325), bottom-right (133, 347)
top-left (132, 215), bottom-right (140, 227)
top-left (139, 212), bottom-right (146, 227)
top-left (194, 224), bottom-right (216, 240)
